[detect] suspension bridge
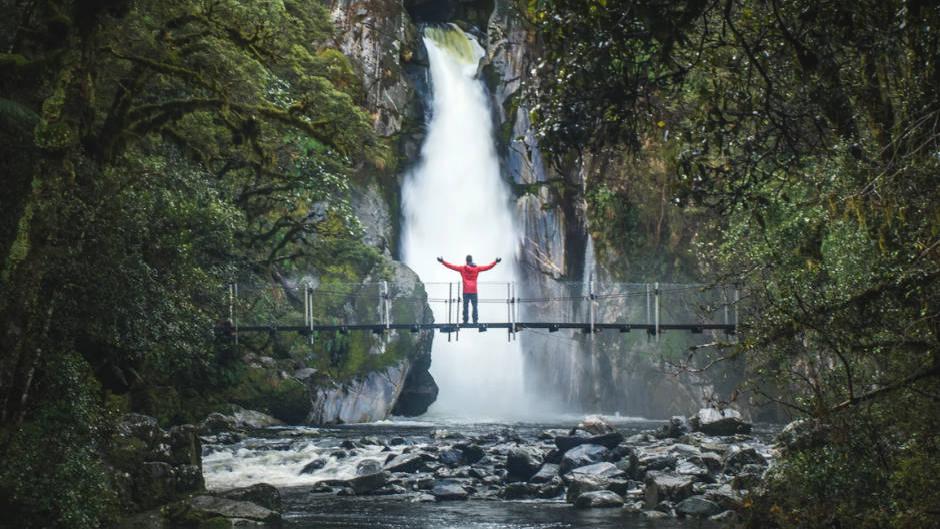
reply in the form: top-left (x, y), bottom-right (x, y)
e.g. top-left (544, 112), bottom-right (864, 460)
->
top-left (217, 279), bottom-right (739, 344)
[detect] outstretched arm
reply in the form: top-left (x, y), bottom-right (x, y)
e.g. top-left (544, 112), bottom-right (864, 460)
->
top-left (477, 259), bottom-right (499, 272)
top-left (440, 259), bottom-right (462, 272)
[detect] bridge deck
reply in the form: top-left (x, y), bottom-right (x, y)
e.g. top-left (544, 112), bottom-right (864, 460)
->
top-left (232, 322), bottom-right (735, 334)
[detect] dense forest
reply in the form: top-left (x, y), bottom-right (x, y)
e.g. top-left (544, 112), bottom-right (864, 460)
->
top-left (0, 1), bottom-right (394, 525)
top-left (528, 1), bottom-right (940, 527)
top-left (1, 0), bottom-right (938, 528)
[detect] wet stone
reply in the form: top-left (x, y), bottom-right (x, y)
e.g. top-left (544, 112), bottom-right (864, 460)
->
top-left (560, 444), bottom-right (608, 474)
top-left (676, 495), bottom-right (723, 518)
top-left (430, 480), bottom-right (469, 501)
top-left (506, 446), bottom-right (543, 481)
top-left (384, 453), bottom-right (425, 473)
top-left (528, 463), bottom-right (559, 484)
top-left (574, 490), bottom-right (624, 509)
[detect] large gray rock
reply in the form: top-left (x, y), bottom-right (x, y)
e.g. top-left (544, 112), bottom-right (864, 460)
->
top-left (108, 414), bottom-right (204, 510)
top-left (777, 419), bottom-right (828, 452)
top-left (676, 496), bottom-right (723, 518)
top-left (690, 408), bottom-right (752, 436)
top-left (217, 484), bottom-right (282, 511)
top-left (657, 416), bottom-right (691, 439)
top-left (384, 453), bottom-right (426, 473)
top-left (568, 462), bottom-right (623, 480)
top-left (529, 463), bottom-right (559, 484)
top-left (554, 431), bottom-right (624, 451)
top-left (188, 495), bottom-right (281, 524)
top-left (356, 459), bottom-right (384, 476)
top-left (565, 474), bottom-right (609, 503)
top-left (644, 472), bottom-right (694, 507)
top-left (723, 447), bottom-right (767, 475)
top-left (506, 446), bottom-right (543, 481)
top-left (574, 490), bottom-right (624, 509)
top-left (560, 444), bottom-right (608, 474)
top-left (346, 470), bottom-right (389, 494)
top-left (306, 262), bottom-right (436, 424)
top-left (309, 363), bottom-right (411, 424)
top-left (430, 480), bottom-right (469, 501)
top-left (578, 415), bottom-right (615, 435)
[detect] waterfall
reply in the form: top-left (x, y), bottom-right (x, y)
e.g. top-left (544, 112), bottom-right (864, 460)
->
top-left (401, 25), bottom-right (531, 420)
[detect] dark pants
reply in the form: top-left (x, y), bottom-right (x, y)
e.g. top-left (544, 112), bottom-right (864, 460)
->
top-left (463, 293), bottom-right (478, 323)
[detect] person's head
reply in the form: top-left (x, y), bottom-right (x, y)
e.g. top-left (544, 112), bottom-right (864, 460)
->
top-left (465, 254), bottom-right (473, 266)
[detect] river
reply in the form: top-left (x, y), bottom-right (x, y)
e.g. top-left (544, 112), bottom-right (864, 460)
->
top-left (203, 416), bottom-right (775, 528)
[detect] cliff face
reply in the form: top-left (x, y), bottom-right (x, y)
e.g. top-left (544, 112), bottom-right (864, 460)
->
top-left (482, 1), bottom-right (740, 418)
top-left (291, 0), bottom-right (436, 424)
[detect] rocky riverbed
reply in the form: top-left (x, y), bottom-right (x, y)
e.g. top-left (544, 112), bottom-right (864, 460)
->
top-left (200, 412), bottom-right (775, 528)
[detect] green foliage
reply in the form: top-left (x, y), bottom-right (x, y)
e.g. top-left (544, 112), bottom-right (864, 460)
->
top-left (0, 1), bottom-right (386, 527)
top-left (533, 1), bottom-right (940, 527)
top-left (0, 353), bottom-right (118, 529)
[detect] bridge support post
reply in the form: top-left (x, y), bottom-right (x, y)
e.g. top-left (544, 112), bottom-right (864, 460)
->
top-left (511, 282), bottom-right (517, 341)
top-left (645, 283), bottom-right (651, 340)
top-left (654, 282), bottom-right (660, 342)
top-left (447, 283), bottom-right (453, 342)
top-left (589, 277), bottom-right (595, 336)
top-left (506, 282), bottom-right (512, 342)
top-left (308, 287), bottom-right (314, 345)
top-left (382, 281), bottom-right (390, 332)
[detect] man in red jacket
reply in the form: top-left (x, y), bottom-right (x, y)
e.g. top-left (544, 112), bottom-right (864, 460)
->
top-left (437, 254), bottom-right (501, 324)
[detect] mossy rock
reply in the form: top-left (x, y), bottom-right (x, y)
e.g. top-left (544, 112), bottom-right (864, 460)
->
top-left (224, 367), bottom-right (310, 424)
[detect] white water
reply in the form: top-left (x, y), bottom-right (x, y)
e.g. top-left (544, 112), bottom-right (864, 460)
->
top-left (401, 26), bottom-right (533, 419)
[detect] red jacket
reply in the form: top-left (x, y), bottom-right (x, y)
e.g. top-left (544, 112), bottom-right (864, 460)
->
top-left (441, 260), bottom-right (497, 294)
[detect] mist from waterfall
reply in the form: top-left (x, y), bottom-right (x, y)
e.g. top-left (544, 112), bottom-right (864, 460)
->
top-left (401, 26), bottom-right (534, 420)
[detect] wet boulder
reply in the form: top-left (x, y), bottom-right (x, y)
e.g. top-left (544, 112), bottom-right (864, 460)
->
top-left (690, 408), bottom-right (752, 436)
top-left (456, 443), bottom-right (485, 465)
top-left (506, 446), bottom-right (543, 481)
top-left (554, 431), bottom-right (624, 452)
top-left (657, 416), bottom-right (691, 439)
top-left (536, 476), bottom-right (565, 499)
top-left (578, 415), bottom-right (615, 435)
top-left (299, 458), bottom-right (327, 474)
top-left (529, 463), bottom-right (559, 484)
top-left (560, 444), bottom-right (608, 474)
top-left (777, 419), bottom-right (828, 453)
top-left (704, 485), bottom-right (744, 511)
top-left (568, 462), bottom-right (623, 480)
top-left (438, 448), bottom-right (463, 468)
top-left (216, 483), bottom-right (282, 511)
top-left (346, 470), bottom-right (389, 494)
top-left (675, 460), bottom-right (709, 479)
top-left (676, 496), bottom-right (722, 518)
top-left (501, 482), bottom-right (537, 500)
top-left (637, 450), bottom-right (676, 472)
top-left (644, 472), bottom-right (694, 507)
top-left (723, 447), bottom-right (767, 475)
top-left (431, 479), bottom-right (469, 501)
top-left (356, 459), bottom-right (384, 476)
top-left (574, 490), bottom-right (624, 509)
top-left (185, 495), bottom-right (281, 525)
top-left (384, 453), bottom-right (426, 473)
top-left (565, 474), bottom-right (609, 503)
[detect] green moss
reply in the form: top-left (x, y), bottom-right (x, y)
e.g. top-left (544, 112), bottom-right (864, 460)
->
top-left (198, 516), bottom-right (232, 529)
top-left (224, 367), bottom-right (310, 423)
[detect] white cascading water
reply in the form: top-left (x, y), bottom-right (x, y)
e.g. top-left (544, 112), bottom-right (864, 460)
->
top-left (401, 26), bottom-right (530, 420)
